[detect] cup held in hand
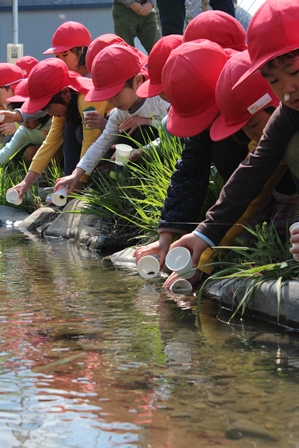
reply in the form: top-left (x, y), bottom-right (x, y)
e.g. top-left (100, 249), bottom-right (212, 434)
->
top-left (6, 188), bottom-right (22, 205)
top-left (115, 144), bottom-right (132, 166)
top-left (165, 247), bottom-right (194, 279)
top-left (52, 186), bottom-right (68, 206)
top-left (137, 255), bottom-right (160, 278)
top-left (170, 278), bottom-right (193, 294)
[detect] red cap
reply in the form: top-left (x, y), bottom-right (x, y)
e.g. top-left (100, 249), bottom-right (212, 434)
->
top-left (183, 10), bottom-right (247, 51)
top-left (6, 79), bottom-right (29, 102)
top-left (210, 50), bottom-right (279, 141)
top-left (0, 63), bottom-right (24, 87)
top-left (16, 56), bottom-right (39, 77)
top-left (43, 21), bottom-right (92, 54)
top-left (86, 34), bottom-right (148, 75)
top-left (137, 35), bottom-right (183, 98)
top-left (161, 40), bottom-right (228, 138)
top-left (85, 44), bottom-right (142, 102)
top-left (86, 34), bottom-right (126, 73)
top-left (21, 58), bottom-right (93, 114)
top-left (235, 0), bottom-right (299, 89)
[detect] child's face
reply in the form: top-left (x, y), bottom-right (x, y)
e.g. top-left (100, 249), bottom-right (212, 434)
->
top-left (260, 55), bottom-right (299, 110)
top-left (44, 103), bottom-right (68, 117)
top-left (0, 86), bottom-right (14, 106)
top-left (242, 110), bottom-right (271, 142)
top-left (107, 81), bottom-right (141, 111)
top-left (55, 51), bottom-right (79, 72)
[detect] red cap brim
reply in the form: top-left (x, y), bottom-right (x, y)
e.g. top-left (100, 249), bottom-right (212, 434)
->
top-left (136, 79), bottom-right (164, 98)
top-left (167, 102), bottom-right (219, 138)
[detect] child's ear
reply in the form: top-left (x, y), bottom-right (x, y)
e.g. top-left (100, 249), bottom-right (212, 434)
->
top-left (134, 74), bottom-right (144, 89)
top-left (60, 87), bottom-right (71, 99)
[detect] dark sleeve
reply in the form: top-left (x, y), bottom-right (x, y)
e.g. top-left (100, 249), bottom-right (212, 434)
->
top-left (158, 130), bottom-right (212, 235)
top-left (196, 104), bottom-right (299, 245)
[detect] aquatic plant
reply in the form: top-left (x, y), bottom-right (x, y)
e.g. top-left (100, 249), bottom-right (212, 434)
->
top-left (197, 222), bottom-right (299, 323)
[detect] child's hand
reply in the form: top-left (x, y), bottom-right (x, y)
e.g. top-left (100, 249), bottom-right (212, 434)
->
top-left (0, 110), bottom-right (22, 123)
top-left (134, 232), bottom-right (174, 268)
top-left (83, 111), bottom-right (107, 131)
top-left (0, 122), bottom-right (16, 136)
top-left (119, 116), bottom-right (151, 135)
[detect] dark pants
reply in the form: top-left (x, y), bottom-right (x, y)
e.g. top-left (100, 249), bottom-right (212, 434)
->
top-left (156, 0), bottom-right (186, 35)
top-left (209, 0), bottom-right (235, 17)
top-left (63, 120), bottom-right (83, 175)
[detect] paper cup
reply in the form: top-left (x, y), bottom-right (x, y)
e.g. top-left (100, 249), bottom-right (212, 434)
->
top-left (165, 247), bottom-right (194, 279)
top-left (82, 110), bottom-right (92, 128)
top-left (170, 279), bottom-right (193, 294)
top-left (52, 186), bottom-right (68, 207)
top-left (137, 255), bottom-right (160, 279)
top-left (115, 144), bottom-right (132, 166)
top-left (6, 188), bottom-right (22, 205)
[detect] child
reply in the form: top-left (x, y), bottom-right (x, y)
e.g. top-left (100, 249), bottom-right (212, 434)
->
top-left (0, 79), bottom-right (52, 165)
top-left (12, 58), bottom-right (111, 200)
top-left (183, 9), bottom-right (246, 51)
top-left (0, 63), bottom-right (24, 146)
top-left (134, 39), bottom-right (230, 269)
top-left (16, 56), bottom-right (39, 78)
top-left (85, 33), bottom-right (148, 75)
top-left (54, 44), bottom-right (169, 194)
top-left (84, 33), bottom-right (148, 131)
top-left (159, 0), bottom-right (299, 275)
top-left (43, 21), bottom-right (92, 76)
top-left (137, 34), bottom-right (183, 101)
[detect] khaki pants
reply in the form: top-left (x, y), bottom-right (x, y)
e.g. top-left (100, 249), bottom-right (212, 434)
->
top-left (112, 3), bottom-right (160, 54)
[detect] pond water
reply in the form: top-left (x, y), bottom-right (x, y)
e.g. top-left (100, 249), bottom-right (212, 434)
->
top-left (1, 227), bottom-right (299, 448)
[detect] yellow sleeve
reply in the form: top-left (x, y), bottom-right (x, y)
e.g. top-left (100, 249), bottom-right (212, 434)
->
top-left (198, 161), bottom-right (288, 275)
top-left (29, 116), bottom-right (65, 175)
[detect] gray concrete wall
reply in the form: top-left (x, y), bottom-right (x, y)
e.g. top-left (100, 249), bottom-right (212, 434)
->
top-left (0, 5), bottom-right (118, 63)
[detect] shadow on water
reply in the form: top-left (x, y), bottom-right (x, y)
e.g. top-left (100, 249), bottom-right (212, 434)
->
top-left (1, 227), bottom-right (299, 447)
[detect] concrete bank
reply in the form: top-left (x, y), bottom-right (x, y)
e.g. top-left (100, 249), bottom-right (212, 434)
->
top-left (2, 202), bottom-right (299, 330)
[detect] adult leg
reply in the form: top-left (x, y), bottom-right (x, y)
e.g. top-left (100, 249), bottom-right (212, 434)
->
top-left (156, 0), bottom-right (186, 36)
top-left (209, 0), bottom-right (235, 17)
top-left (112, 3), bottom-right (137, 47)
top-left (138, 11), bottom-right (161, 54)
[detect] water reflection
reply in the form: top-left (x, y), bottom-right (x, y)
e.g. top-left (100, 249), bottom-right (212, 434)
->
top-left (1, 228), bottom-right (299, 447)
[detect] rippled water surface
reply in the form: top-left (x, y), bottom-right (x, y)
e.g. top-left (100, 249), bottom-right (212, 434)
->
top-left (1, 227), bottom-right (299, 448)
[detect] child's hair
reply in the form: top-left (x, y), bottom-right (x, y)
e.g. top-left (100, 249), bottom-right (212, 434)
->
top-left (264, 49), bottom-right (299, 70)
top-left (70, 46), bottom-right (88, 70)
top-left (124, 75), bottom-right (139, 89)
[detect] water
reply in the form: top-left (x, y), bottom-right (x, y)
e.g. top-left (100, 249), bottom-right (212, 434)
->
top-left (1, 228), bottom-right (299, 448)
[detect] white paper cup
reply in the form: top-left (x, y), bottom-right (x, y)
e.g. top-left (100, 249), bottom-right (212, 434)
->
top-left (52, 186), bottom-right (68, 207)
top-left (165, 247), bottom-right (194, 279)
top-left (170, 279), bottom-right (193, 294)
top-left (6, 188), bottom-right (22, 205)
top-left (82, 110), bottom-right (92, 128)
top-left (137, 255), bottom-right (160, 279)
top-left (115, 144), bottom-right (132, 166)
